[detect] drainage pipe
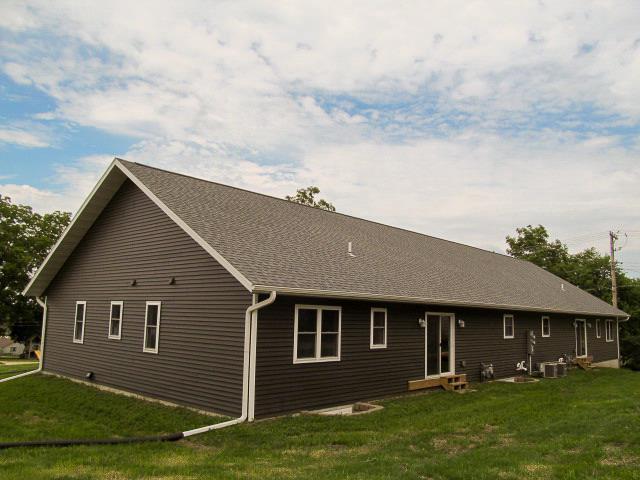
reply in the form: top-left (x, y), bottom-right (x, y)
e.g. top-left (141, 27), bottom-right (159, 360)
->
top-left (0, 291), bottom-right (277, 449)
top-left (0, 297), bottom-right (47, 384)
top-left (182, 290), bottom-right (276, 437)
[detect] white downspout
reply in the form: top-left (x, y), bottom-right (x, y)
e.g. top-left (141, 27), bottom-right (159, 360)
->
top-left (616, 317), bottom-right (621, 368)
top-left (182, 291), bottom-right (276, 437)
top-left (0, 296), bottom-right (47, 383)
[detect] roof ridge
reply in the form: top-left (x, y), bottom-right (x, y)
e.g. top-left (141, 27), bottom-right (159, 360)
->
top-left (117, 158), bottom-right (521, 263)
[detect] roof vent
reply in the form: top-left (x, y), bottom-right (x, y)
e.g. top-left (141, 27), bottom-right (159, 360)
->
top-left (347, 241), bottom-right (356, 257)
top-left (560, 283), bottom-right (565, 292)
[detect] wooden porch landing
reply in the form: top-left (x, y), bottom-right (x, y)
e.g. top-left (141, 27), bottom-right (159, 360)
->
top-left (573, 355), bottom-right (594, 370)
top-left (408, 373), bottom-right (468, 393)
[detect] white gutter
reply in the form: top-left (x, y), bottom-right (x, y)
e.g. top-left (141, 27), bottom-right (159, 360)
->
top-left (0, 297), bottom-right (47, 383)
top-left (182, 291), bottom-right (276, 437)
top-left (253, 284), bottom-right (629, 319)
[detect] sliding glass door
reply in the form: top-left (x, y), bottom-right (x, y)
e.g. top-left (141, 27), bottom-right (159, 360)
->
top-left (425, 313), bottom-right (454, 377)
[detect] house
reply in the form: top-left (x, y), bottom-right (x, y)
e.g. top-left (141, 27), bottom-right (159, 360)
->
top-left (0, 337), bottom-right (25, 357)
top-left (23, 159), bottom-right (629, 419)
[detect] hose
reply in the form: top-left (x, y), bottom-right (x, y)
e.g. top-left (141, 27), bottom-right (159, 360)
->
top-left (0, 432), bottom-right (184, 450)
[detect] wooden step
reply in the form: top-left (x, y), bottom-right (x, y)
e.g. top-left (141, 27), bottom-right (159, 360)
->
top-left (442, 381), bottom-right (468, 391)
top-left (408, 374), bottom-right (468, 393)
top-left (408, 377), bottom-right (443, 391)
top-left (574, 357), bottom-right (593, 370)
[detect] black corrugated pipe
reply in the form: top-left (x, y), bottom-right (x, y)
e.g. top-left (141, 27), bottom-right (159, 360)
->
top-left (0, 432), bottom-right (184, 450)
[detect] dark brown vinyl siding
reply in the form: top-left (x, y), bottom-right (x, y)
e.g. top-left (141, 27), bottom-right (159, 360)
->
top-left (586, 318), bottom-right (619, 362)
top-left (255, 295), bottom-right (619, 417)
top-left (43, 180), bottom-right (251, 416)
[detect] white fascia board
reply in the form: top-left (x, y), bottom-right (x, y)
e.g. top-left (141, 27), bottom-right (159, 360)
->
top-left (23, 159), bottom-right (126, 297)
top-left (252, 284), bottom-right (628, 319)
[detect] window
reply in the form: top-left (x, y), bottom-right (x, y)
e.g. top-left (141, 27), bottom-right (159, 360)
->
top-left (503, 314), bottom-right (514, 339)
top-left (541, 316), bottom-right (550, 337)
top-left (143, 301), bottom-right (161, 353)
top-left (109, 301), bottom-right (123, 340)
top-left (596, 319), bottom-right (601, 338)
top-left (73, 301), bottom-right (86, 344)
top-left (370, 308), bottom-right (387, 349)
top-left (294, 305), bottom-right (341, 363)
top-left (605, 319), bottom-right (614, 342)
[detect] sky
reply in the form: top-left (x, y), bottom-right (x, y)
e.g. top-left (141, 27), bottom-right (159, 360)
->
top-left (1, 1), bottom-right (640, 277)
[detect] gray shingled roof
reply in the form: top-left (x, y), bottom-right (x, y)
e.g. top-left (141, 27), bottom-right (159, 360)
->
top-left (119, 160), bottom-right (625, 317)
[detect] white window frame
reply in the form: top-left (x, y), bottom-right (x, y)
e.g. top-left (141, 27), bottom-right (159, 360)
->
top-left (143, 301), bottom-right (161, 354)
top-left (541, 316), bottom-right (550, 338)
top-left (503, 314), bottom-right (514, 339)
top-left (370, 308), bottom-right (388, 349)
top-left (605, 319), bottom-right (614, 342)
top-left (108, 301), bottom-right (123, 340)
top-left (596, 319), bottom-right (601, 338)
top-left (73, 301), bottom-right (86, 344)
top-left (293, 304), bottom-right (341, 364)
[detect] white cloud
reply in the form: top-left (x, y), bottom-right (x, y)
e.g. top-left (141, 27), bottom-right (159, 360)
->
top-left (1, 1), bottom-right (640, 272)
top-left (3, 0), bottom-right (640, 149)
top-left (0, 126), bottom-right (50, 148)
top-left (0, 183), bottom-right (63, 211)
top-left (1, 154), bottom-right (112, 212)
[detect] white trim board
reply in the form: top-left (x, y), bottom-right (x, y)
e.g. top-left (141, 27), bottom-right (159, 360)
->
top-left (23, 160), bottom-right (127, 297)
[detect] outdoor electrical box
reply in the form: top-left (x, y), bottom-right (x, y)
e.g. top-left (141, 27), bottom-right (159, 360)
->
top-left (527, 330), bottom-right (536, 355)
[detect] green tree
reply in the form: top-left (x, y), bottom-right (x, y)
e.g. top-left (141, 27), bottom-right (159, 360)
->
top-left (506, 225), bottom-right (640, 369)
top-left (285, 186), bottom-right (336, 212)
top-left (505, 225), bottom-right (571, 278)
top-left (0, 196), bottom-right (71, 355)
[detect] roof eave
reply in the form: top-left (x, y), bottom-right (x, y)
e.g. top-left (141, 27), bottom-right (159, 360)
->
top-left (23, 159), bottom-right (127, 297)
top-left (252, 284), bottom-right (628, 319)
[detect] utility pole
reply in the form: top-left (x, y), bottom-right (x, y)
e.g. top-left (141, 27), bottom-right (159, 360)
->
top-left (609, 231), bottom-right (618, 308)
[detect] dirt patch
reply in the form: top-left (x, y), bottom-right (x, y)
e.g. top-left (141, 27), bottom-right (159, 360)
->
top-left (431, 434), bottom-right (480, 456)
top-left (497, 434), bottom-right (515, 447)
top-left (523, 463), bottom-right (551, 475)
top-left (599, 444), bottom-right (639, 467)
top-left (20, 411), bottom-right (53, 426)
top-left (102, 472), bottom-right (130, 480)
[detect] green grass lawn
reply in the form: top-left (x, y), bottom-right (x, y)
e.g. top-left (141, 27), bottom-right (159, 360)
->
top-left (0, 369), bottom-right (639, 479)
top-left (0, 362), bottom-right (39, 379)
